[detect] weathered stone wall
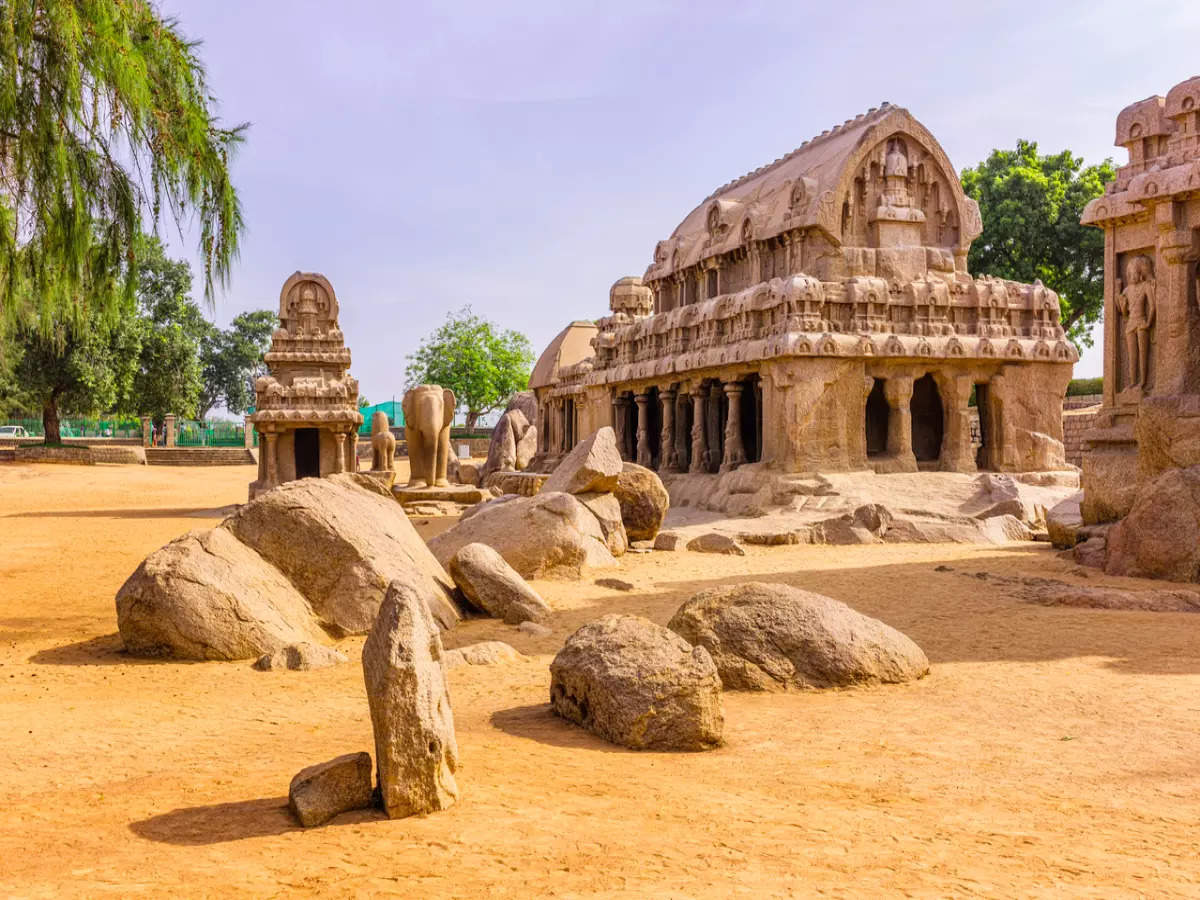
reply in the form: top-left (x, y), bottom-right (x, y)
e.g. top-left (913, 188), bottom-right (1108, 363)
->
top-left (1062, 405), bottom-right (1100, 468)
top-left (10, 445), bottom-right (147, 465)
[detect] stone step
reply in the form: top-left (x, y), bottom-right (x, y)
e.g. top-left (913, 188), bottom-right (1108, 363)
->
top-left (145, 448), bottom-right (255, 466)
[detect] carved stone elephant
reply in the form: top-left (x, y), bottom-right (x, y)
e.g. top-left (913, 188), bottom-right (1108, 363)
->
top-left (402, 385), bottom-right (456, 487)
top-left (370, 410), bottom-right (396, 472)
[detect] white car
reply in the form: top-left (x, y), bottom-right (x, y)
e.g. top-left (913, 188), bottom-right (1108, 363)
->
top-left (0, 425), bottom-right (29, 438)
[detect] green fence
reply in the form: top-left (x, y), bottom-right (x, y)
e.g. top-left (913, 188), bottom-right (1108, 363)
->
top-left (176, 420), bottom-right (253, 447)
top-left (1, 417), bottom-right (142, 439)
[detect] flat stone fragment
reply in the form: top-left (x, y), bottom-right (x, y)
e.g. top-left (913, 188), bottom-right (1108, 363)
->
top-left (1029, 585), bottom-right (1200, 612)
top-left (541, 426), bottom-right (623, 495)
top-left (652, 531), bottom-right (685, 551)
top-left (1046, 491), bottom-right (1084, 549)
top-left (288, 752), bottom-right (373, 828)
top-left (550, 614), bottom-right (723, 751)
top-left (445, 641), bottom-right (528, 667)
top-left (686, 532), bottom-right (746, 555)
top-left (518, 621), bottom-right (553, 638)
top-left (447, 542), bottom-right (551, 625)
top-left (667, 581), bottom-right (929, 691)
top-left (362, 581), bottom-right (459, 819)
top-left (253, 642), bottom-right (348, 671)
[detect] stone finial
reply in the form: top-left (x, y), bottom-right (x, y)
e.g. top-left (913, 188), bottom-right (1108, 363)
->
top-left (609, 277), bottom-right (654, 318)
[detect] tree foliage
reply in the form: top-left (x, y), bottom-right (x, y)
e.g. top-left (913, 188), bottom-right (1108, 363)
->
top-left (405, 307), bottom-right (534, 429)
top-left (961, 141), bottom-right (1115, 348)
top-left (197, 309), bottom-right (275, 420)
top-left (0, 0), bottom-right (245, 335)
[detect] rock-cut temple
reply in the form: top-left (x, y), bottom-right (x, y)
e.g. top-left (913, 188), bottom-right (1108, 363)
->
top-left (531, 103), bottom-right (1078, 476)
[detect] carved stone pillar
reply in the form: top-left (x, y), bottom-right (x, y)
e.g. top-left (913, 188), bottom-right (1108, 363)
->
top-left (264, 432), bottom-right (278, 486)
top-left (1157, 213), bottom-right (1195, 395)
top-left (721, 381), bottom-right (747, 472)
top-left (634, 392), bottom-right (652, 468)
top-left (674, 391), bottom-right (690, 471)
top-left (704, 386), bottom-right (723, 472)
top-left (940, 375), bottom-right (976, 473)
top-left (659, 387), bottom-right (677, 471)
top-left (334, 431), bottom-right (346, 474)
top-left (689, 386), bottom-right (709, 474)
top-left (883, 375), bottom-right (916, 469)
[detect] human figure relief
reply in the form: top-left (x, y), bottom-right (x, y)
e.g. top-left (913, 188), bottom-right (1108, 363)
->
top-left (1117, 254), bottom-right (1155, 389)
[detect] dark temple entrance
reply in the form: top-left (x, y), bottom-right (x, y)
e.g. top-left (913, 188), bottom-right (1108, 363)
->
top-left (910, 375), bottom-right (944, 465)
top-left (294, 428), bottom-right (320, 479)
top-left (865, 379), bottom-right (889, 456)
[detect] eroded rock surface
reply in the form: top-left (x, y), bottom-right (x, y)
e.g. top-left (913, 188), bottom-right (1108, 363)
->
top-left (541, 426), bottom-right (622, 495)
top-left (362, 581), bottom-right (459, 819)
top-left (253, 642), bottom-right (348, 671)
top-left (613, 463), bottom-right (669, 541)
top-left (116, 527), bottom-right (326, 661)
top-left (429, 491), bottom-right (616, 579)
top-left (687, 532), bottom-right (746, 555)
top-left (445, 641), bottom-right (528, 667)
top-left (667, 582), bottom-right (929, 691)
top-left (288, 752), bottom-right (373, 827)
top-left (550, 614), bottom-right (723, 751)
top-left (1104, 466), bottom-right (1200, 582)
top-left (447, 542), bottom-right (551, 624)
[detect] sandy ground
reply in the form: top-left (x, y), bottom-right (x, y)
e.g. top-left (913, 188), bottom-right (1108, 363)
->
top-left (1, 462), bottom-right (1199, 898)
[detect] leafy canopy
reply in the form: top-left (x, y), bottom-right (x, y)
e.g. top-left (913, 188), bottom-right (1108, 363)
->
top-left (405, 307), bottom-right (534, 428)
top-left (197, 308), bottom-right (275, 420)
top-left (0, 0), bottom-right (245, 334)
top-left (961, 140), bottom-right (1114, 348)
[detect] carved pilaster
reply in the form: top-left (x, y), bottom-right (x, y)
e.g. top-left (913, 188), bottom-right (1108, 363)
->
top-left (721, 382), bottom-right (747, 472)
top-left (690, 386), bottom-right (709, 474)
top-left (659, 387), bottom-right (677, 472)
top-left (634, 392), bottom-right (652, 468)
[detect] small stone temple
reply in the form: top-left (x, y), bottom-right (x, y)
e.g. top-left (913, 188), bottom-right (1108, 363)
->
top-left (1079, 75), bottom-right (1200, 523)
top-left (532, 103), bottom-right (1077, 476)
top-left (248, 272), bottom-right (362, 500)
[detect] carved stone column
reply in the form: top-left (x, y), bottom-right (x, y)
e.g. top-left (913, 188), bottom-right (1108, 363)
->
top-left (689, 386), bottom-right (709, 474)
top-left (704, 386), bottom-right (723, 471)
top-left (721, 382), bottom-right (747, 472)
top-left (659, 387), bottom-right (677, 471)
top-left (334, 431), bottom-right (346, 474)
top-left (883, 375), bottom-right (916, 470)
top-left (264, 432), bottom-right (278, 486)
top-left (674, 391), bottom-right (690, 471)
top-left (634, 392), bottom-right (652, 468)
top-left (940, 375), bottom-right (976, 473)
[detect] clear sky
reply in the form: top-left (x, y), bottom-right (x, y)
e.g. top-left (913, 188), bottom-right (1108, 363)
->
top-left (160, 0), bottom-right (1200, 408)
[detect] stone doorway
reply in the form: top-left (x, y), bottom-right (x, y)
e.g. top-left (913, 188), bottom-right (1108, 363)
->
top-left (910, 375), bottom-right (944, 465)
top-left (865, 379), bottom-right (889, 457)
top-left (975, 382), bottom-right (996, 470)
top-left (294, 428), bottom-right (321, 479)
top-left (645, 387), bottom-right (662, 469)
top-left (739, 375), bottom-right (763, 463)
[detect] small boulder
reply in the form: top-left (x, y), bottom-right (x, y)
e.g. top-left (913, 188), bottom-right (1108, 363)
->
top-left (447, 542), bottom-right (552, 624)
top-left (541, 426), bottom-right (623, 495)
top-left (550, 614), bottom-right (723, 751)
top-left (288, 752), bottom-right (373, 828)
top-left (480, 409), bottom-right (530, 481)
top-left (115, 527), bottom-right (326, 661)
top-left (253, 642), bottom-right (348, 671)
top-left (518, 621), bottom-right (553, 638)
top-left (576, 491), bottom-right (628, 556)
top-left (686, 532), bottom-right (746, 555)
top-left (653, 531), bottom-right (685, 551)
top-left (1047, 491), bottom-right (1084, 549)
top-left (613, 462), bottom-right (670, 541)
top-left (429, 491), bottom-right (616, 579)
top-left (362, 581), bottom-right (459, 819)
top-left (667, 582), bottom-right (929, 691)
top-left (445, 641), bottom-right (528, 667)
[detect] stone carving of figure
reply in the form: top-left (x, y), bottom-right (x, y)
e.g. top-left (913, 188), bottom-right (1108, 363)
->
top-left (401, 384), bottom-right (456, 488)
top-left (1117, 254), bottom-right (1156, 389)
top-left (884, 139), bottom-right (908, 178)
top-left (296, 283), bottom-right (320, 335)
top-left (370, 410), bottom-right (395, 472)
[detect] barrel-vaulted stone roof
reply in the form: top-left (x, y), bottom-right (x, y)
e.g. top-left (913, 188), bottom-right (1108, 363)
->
top-left (643, 103), bottom-right (981, 282)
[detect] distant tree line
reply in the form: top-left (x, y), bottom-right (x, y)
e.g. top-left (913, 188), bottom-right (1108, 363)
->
top-left (0, 237), bottom-right (274, 443)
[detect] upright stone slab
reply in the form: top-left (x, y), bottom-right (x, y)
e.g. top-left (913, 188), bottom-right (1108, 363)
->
top-left (541, 426), bottom-right (622, 495)
top-left (362, 581), bottom-right (459, 819)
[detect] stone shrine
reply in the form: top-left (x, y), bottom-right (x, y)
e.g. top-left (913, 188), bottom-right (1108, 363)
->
top-left (1080, 75), bottom-right (1200, 523)
top-left (248, 272), bottom-right (362, 500)
top-left (532, 104), bottom-right (1077, 477)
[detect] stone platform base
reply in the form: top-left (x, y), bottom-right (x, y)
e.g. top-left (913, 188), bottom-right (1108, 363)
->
top-left (392, 484), bottom-right (492, 505)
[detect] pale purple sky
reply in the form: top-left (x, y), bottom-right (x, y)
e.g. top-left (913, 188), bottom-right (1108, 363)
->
top-left (160, 0), bottom-right (1200, 409)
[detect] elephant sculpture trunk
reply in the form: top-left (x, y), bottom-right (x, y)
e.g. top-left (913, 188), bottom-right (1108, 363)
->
top-left (402, 385), bottom-right (456, 488)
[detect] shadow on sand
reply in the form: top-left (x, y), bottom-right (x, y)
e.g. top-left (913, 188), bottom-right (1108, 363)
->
top-left (6, 505), bottom-right (236, 520)
top-left (129, 797), bottom-right (383, 845)
top-left (489, 703), bottom-right (647, 754)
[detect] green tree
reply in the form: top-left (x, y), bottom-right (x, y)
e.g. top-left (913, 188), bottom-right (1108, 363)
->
top-left (961, 141), bottom-right (1115, 348)
top-left (128, 238), bottom-right (207, 424)
top-left (9, 300), bottom-right (141, 444)
top-left (196, 309), bottom-right (276, 420)
top-left (405, 307), bottom-right (534, 429)
top-left (0, 0), bottom-right (245, 334)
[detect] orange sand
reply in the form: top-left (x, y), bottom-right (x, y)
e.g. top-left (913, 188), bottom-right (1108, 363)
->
top-left (1, 462), bottom-right (1198, 897)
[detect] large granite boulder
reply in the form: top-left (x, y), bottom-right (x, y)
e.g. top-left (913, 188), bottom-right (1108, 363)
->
top-left (541, 426), bottom-right (622, 495)
top-left (116, 527), bottom-right (326, 661)
top-left (429, 491), bottom-right (616, 579)
top-left (613, 462), bottom-right (669, 541)
top-left (549, 614), bottom-right (723, 751)
top-left (576, 491), bottom-right (628, 556)
top-left (667, 582), bottom-right (929, 691)
top-left (505, 390), bottom-right (538, 428)
top-left (446, 542), bottom-right (551, 624)
top-left (362, 581), bottom-right (459, 819)
top-left (1105, 465), bottom-right (1200, 582)
top-left (224, 474), bottom-right (460, 634)
top-left (480, 409), bottom-right (532, 482)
